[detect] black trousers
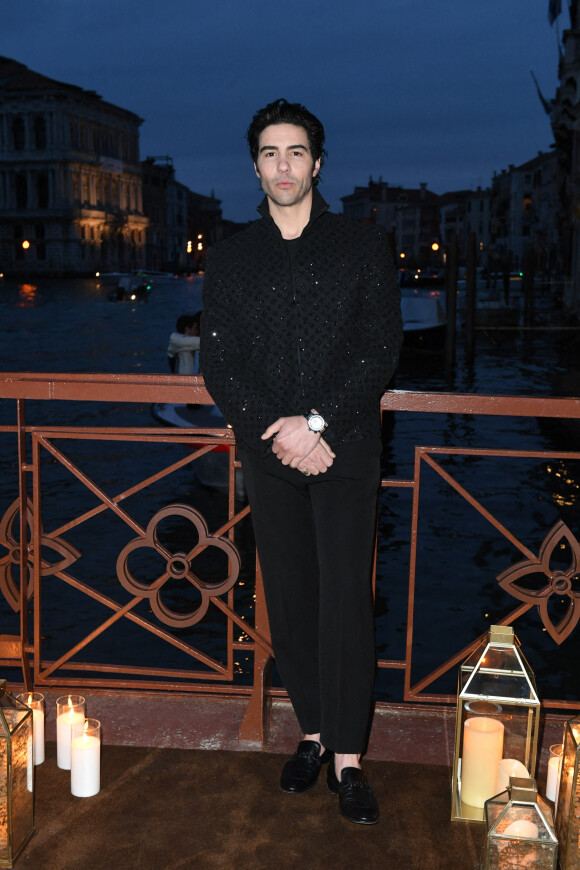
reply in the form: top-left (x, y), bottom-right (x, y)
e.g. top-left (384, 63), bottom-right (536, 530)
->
top-left (239, 438), bottom-right (381, 754)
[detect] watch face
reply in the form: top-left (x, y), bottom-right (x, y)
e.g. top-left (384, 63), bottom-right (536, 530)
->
top-left (308, 414), bottom-right (325, 432)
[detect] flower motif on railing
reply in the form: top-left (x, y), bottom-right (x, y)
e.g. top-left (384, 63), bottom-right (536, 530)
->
top-left (116, 503), bottom-right (240, 628)
top-left (497, 520), bottom-right (580, 644)
top-left (0, 496), bottom-right (81, 612)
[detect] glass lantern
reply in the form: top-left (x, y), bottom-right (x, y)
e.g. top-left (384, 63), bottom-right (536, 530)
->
top-left (0, 681), bottom-right (35, 868)
top-left (554, 714), bottom-right (580, 870)
top-left (451, 625), bottom-right (541, 822)
top-left (483, 777), bottom-right (558, 870)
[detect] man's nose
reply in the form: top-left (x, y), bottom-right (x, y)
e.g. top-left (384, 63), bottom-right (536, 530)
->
top-left (277, 156), bottom-right (290, 172)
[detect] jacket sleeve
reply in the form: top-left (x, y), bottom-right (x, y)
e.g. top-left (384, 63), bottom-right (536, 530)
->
top-left (200, 247), bottom-right (282, 448)
top-left (316, 228), bottom-right (403, 440)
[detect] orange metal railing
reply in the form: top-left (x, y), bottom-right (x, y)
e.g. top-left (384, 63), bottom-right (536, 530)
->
top-left (1, 373), bottom-right (579, 743)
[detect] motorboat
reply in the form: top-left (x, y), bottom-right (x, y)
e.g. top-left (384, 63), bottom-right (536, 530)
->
top-left (103, 273), bottom-right (152, 302)
top-left (152, 401), bottom-right (245, 498)
top-left (401, 294), bottom-right (447, 351)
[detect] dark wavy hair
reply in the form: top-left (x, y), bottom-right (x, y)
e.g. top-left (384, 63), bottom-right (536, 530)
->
top-left (246, 98), bottom-right (327, 185)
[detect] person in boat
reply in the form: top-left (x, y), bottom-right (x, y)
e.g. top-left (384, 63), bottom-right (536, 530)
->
top-left (167, 312), bottom-right (201, 374)
top-left (200, 99), bottom-right (402, 826)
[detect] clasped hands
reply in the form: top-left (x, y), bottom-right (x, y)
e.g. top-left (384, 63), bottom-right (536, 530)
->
top-left (261, 415), bottom-right (335, 475)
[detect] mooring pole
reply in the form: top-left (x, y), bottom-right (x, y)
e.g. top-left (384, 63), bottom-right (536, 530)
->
top-left (464, 231), bottom-right (477, 365)
top-left (523, 247), bottom-right (536, 327)
top-left (445, 232), bottom-right (458, 371)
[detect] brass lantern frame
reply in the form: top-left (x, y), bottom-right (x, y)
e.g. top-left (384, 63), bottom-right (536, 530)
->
top-left (0, 680), bottom-right (35, 869)
top-left (482, 777), bottom-right (558, 870)
top-left (451, 625), bottom-right (541, 823)
top-left (555, 714), bottom-right (580, 870)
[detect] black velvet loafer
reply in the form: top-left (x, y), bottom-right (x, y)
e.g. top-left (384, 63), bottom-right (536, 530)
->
top-left (279, 740), bottom-right (333, 793)
top-left (327, 762), bottom-right (379, 825)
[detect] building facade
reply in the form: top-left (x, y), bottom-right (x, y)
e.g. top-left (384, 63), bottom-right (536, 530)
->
top-left (0, 56), bottom-right (148, 275)
top-left (341, 177), bottom-right (440, 268)
top-left (550, 1), bottom-right (580, 309)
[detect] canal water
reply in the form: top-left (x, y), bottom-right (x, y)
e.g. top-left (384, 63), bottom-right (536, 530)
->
top-left (0, 275), bottom-right (578, 705)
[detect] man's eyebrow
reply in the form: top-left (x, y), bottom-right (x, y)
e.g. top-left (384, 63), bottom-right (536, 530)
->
top-left (258, 144), bottom-right (309, 154)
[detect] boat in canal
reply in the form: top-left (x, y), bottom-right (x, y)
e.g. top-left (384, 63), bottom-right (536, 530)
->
top-left (152, 400), bottom-right (245, 497)
top-left (401, 294), bottom-right (447, 351)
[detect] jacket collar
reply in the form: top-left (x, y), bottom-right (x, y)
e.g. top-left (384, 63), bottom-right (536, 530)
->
top-left (257, 187), bottom-right (329, 236)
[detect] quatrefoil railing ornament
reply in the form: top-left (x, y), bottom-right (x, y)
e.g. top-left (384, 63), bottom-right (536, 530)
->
top-left (116, 503), bottom-right (241, 628)
top-left (497, 520), bottom-right (580, 644)
top-left (0, 497), bottom-right (81, 612)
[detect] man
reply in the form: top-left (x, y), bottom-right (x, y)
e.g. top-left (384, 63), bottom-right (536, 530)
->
top-left (200, 99), bottom-right (402, 825)
top-left (167, 312), bottom-right (201, 374)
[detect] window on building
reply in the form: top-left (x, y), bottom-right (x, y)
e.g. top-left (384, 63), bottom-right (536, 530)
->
top-left (12, 115), bottom-right (25, 150)
top-left (15, 173), bottom-right (27, 208)
top-left (37, 173), bottom-right (49, 208)
top-left (35, 224), bottom-right (45, 240)
top-left (37, 243), bottom-right (46, 260)
top-left (33, 116), bottom-right (47, 149)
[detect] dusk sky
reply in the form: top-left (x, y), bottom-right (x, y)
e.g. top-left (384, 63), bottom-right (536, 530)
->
top-left (1, 1), bottom-right (565, 222)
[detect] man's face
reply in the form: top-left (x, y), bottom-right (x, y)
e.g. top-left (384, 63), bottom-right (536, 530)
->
top-left (254, 123), bottom-right (320, 209)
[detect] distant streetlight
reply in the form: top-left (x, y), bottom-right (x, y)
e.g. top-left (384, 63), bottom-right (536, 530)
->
top-left (22, 240), bottom-right (30, 250)
top-left (431, 241), bottom-right (440, 252)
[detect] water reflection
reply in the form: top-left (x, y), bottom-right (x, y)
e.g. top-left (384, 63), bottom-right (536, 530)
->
top-left (17, 283), bottom-right (39, 307)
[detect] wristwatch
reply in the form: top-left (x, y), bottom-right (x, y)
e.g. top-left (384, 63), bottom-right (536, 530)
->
top-left (306, 409), bottom-right (327, 434)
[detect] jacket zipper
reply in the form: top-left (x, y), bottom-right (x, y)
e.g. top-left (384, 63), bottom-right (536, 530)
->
top-left (284, 239), bottom-right (305, 402)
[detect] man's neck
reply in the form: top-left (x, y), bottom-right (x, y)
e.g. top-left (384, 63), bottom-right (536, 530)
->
top-left (267, 191), bottom-right (313, 240)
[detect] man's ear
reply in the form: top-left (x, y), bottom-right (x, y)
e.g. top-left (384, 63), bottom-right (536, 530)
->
top-left (254, 163), bottom-right (260, 179)
top-left (313, 158), bottom-right (321, 178)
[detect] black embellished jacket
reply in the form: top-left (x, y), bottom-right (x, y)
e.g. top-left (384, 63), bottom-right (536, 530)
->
top-left (200, 188), bottom-right (403, 456)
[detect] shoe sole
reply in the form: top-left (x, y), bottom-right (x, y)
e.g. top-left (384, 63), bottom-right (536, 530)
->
top-left (279, 781), bottom-right (318, 794)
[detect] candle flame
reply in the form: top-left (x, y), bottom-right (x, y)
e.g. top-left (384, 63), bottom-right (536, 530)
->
top-left (68, 695), bottom-right (73, 705)
top-left (27, 693), bottom-right (33, 705)
top-left (83, 720), bottom-right (89, 733)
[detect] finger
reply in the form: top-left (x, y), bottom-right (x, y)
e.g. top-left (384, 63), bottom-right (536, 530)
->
top-left (319, 438), bottom-right (336, 458)
top-left (261, 419), bottom-right (284, 440)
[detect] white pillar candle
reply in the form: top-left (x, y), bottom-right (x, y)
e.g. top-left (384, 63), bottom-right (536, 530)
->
top-left (56, 695), bottom-right (85, 770)
top-left (461, 716), bottom-right (505, 808)
top-left (71, 719), bottom-right (101, 798)
top-left (16, 692), bottom-right (45, 765)
top-left (503, 820), bottom-right (539, 838)
top-left (496, 758), bottom-right (529, 794)
top-left (546, 744), bottom-right (563, 803)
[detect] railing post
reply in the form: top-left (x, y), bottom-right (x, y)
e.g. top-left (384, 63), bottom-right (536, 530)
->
top-left (0, 400), bottom-right (33, 690)
top-left (238, 557), bottom-right (273, 745)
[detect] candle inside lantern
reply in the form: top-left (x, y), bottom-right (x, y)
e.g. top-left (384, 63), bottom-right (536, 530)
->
top-left (546, 743), bottom-right (563, 804)
top-left (503, 819), bottom-right (539, 838)
top-left (461, 716), bottom-right (504, 808)
top-left (496, 758), bottom-right (529, 794)
top-left (56, 695), bottom-right (85, 770)
top-left (71, 718), bottom-right (101, 798)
